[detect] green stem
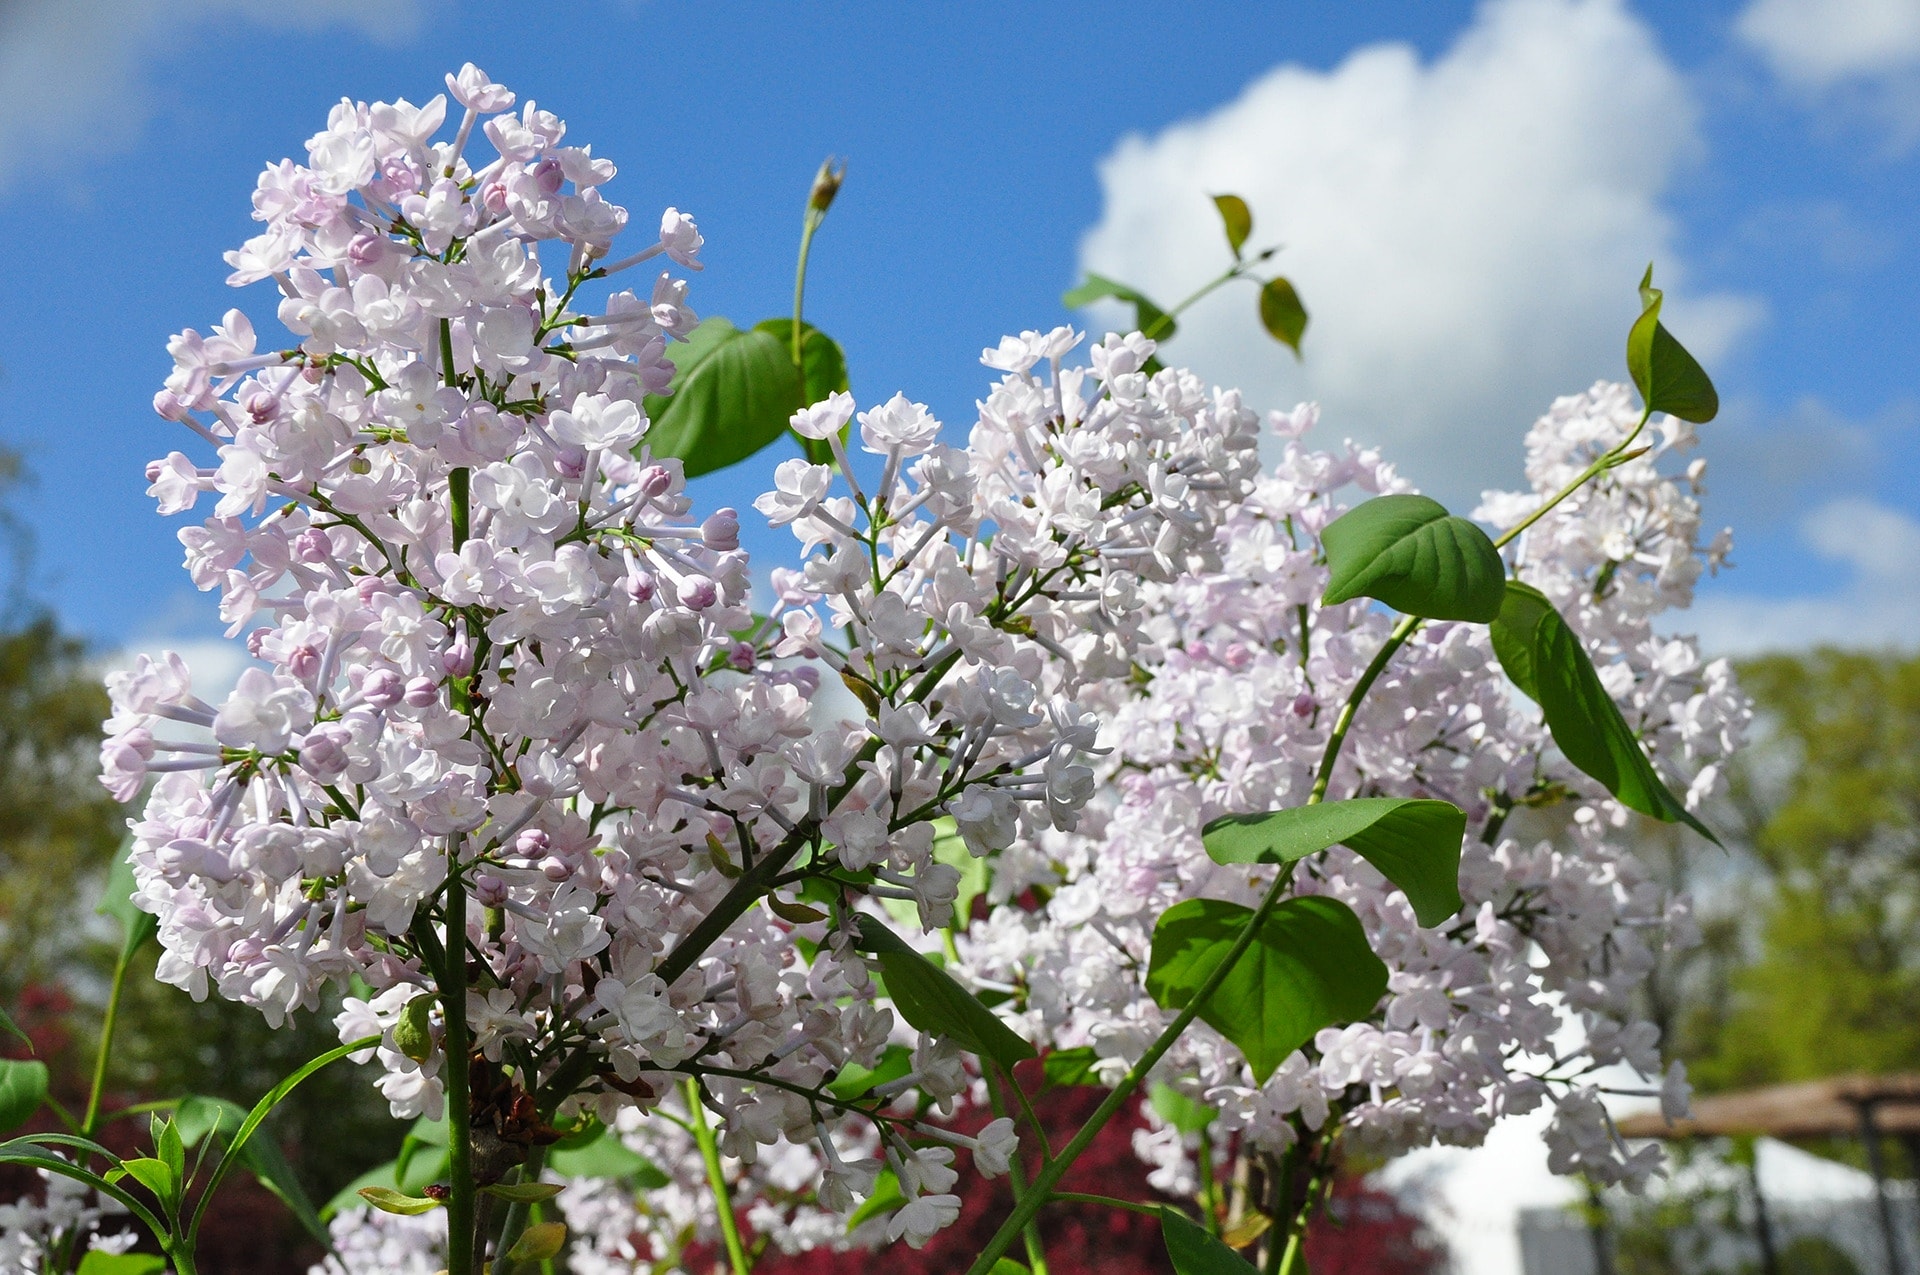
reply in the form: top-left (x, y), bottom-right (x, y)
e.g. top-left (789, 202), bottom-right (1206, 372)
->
top-left (82, 940), bottom-right (138, 1137)
top-left (450, 467), bottom-right (470, 549)
top-left (686, 1077), bottom-right (752, 1275)
top-left (493, 1145), bottom-right (548, 1275)
top-left (1493, 406), bottom-right (1651, 552)
top-left (1047, 1192), bottom-right (1163, 1218)
top-left (988, 1073), bottom-right (1051, 1275)
top-left (791, 218), bottom-right (819, 370)
top-left (1140, 265), bottom-right (1245, 343)
top-left (443, 848), bottom-right (477, 1275)
top-left (1309, 614), bottom-right (1422, 802)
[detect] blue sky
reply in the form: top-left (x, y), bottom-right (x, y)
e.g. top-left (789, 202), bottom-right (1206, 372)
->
top-left (0, 0), bottom-right (1915, 663)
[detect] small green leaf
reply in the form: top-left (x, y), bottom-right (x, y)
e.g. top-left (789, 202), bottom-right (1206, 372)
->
top-left (482, 1181), bottom-right (564, 1203)
top-left (853, 916), bottom-right (1037, 1069)
top-left (154, 1118), bottom-right (184, 1193)
top-left (1146, 897), bottom-right (1386, 1083)
top-left (357, 1185), bottom-right (443, 1215)
top-left (1062, 272), bottom-right (1176, 341)
top-left (323, 1159), bottom-right (399, 1221)
top-left (0, 1060), bottom-right (48, 1133)
top-left (393, 995), bottom-right (434, 1063)
top-left (76, 1252), bottom-right (168, 1275)
top-left (1212, 195), bottom-right (1253, 258)
top-left (113, 1157), bottom-right (178, 1210)
top-left (642, 317), bottom-right (805, 478)
top-left (508, 1221), bottom-right (569, 1263)
top-left (1491, 581), bottom-right (1717, 843)
top-left (1163, 1206), bottom-right (1261, 1275)
top-left (767, 895), bottom-right (828, 925)
top-left (1040, 1046), bottom-right (1106, 1090)
top-left (1626, 265), bottom-right (1718, 423)
top-left (991, 1261), bottom-right (1033, 1275)
top-left (1202, 798), bottom-right (1466, 926)
top-left (848, 1169), bottom-right (904, 1228)
top-left (1320, 493), bottom-right (1506, 622)
top-left (828, 1043), bottom-right (914, 1101)
top-left (1258, 277), bottom-right (1308, 356)
top-left (1149, 1083), bottom-right (1215, 1135)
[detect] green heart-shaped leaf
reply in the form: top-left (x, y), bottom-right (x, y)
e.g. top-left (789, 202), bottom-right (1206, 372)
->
top-left (1202, 798), bottom-right (1466, 926)
top-left (0, 1060), bottom-right (47, 1134)
top-left (642, 317), bottom-right (805, 477)
top-left (1212, 194), bottom-right (1253, 258)
top-left (1163, 1205), bottom-right (1261, 1274)
top-left (1321, 494), bottom-right (1505, 621)
top-left (1146, 897), bottom-right (1387, 1082)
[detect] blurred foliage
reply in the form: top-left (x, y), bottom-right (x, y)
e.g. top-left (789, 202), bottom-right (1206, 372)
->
top-left (1650, 650), bottom-right (1920, 1092)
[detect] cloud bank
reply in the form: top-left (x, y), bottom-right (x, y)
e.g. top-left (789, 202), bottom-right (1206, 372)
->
top-left (0, 0), bottom-right (422, 191)
top-left (1075, 0), bottom-right (1761, 509)
top-left (1737, 0), bottom-right (1920, 88)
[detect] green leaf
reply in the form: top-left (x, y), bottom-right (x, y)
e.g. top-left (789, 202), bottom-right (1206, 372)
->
top-left (1163, 1206), bottom-right (1261, 1275)
top-left (1040, 1046), bottom-right (1106, 1090)
top-left (357, 1185), bottom-right (443, 1216)
top-left (991, 1261), bottom-right (1033, 1275)
top-left (642, 317), bottom-right (805, 478)
top-left (0, 1060), bottom-right (47, 1133)
top-left (1201, 798), bottom-right (1466, 926)
top-left (1212, 195), bottom-right (1253, 258)
top-left (76, 1253), bottom-right (168, 1275)
top-left (852, 916), bottom-right (1036, 1069)
top-left (754, 318), bottom-right (852, 468)
top-left (97, 838), bottom-right (158, 957)
top-left (1320, 493), bottom-right (1506, 622)
top-left (1062, 272), bottom-right (1176, 341)
top-left (393, 995), bottom-right (433, 1063)
top-left (506, 1221), bottom-right (568, 1263)
top-left (1626, 265), bottom-right (1717, 423)
top-left (113, 1157), bottom-right (178, 1211)
top-left (932, 816), bottom-right (987, 930)
top-left (154, 1118), bottom-right (184, 1193)
top-left (1146, 897), bottom-right (1387, 1083)
top-left (1258, 277), bottom-right (1308, 356)
top-left (174, 1094), bottom-right (328, 1243)
top-left (1491, 581), bottom-right (1717, 843)
top-left (483, 1181), bottom-right (564, 1203)
top-left (546, 1124), bottom-right (668, 1187)
top-left (828, 1042), bottom-right (913, 1101)
top-left (1149, 1083), bottom-right (1215, 1135)
top-left (848, 1169), bottom-right (904, 1228)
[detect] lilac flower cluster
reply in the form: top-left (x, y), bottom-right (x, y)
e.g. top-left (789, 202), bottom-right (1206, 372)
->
top-left (957, 385), bottom-right (1746, 1196)
top-left (100, 69), bottom-right (1265, 1253)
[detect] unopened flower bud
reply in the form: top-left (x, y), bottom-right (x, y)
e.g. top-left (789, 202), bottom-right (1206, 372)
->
top-left (808, 156), bottom-right (846, 216)
top-left (404, 676), bottom-right (439, 708)
top-left (636, 464), bottom-right (673, 498)
top-left (363, 668), bottom-right (406, 709)
top-left (474, 873), bottom-right (509, 908)
top-left (541, 855), bottom-right (572, 883)
top-left (293, 529), bottom-right (332, 564)
top-left (678, 575), bottom-right (718, 609)
top-left (728, 641), bottom-right (755, 671)
top-left (702, 508), bottom-right (740, 552)
top-left (624, 567), bottom-right (656, 603)
top-left (442, 639), bottom-right (474, 678)
top-left (515, 828), bottom-right (551, 858)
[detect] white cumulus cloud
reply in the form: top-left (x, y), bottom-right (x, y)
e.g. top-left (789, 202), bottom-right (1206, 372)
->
top-left (0, 0), bottom-right (424, 191)
top-left (1076, 0), bottom-right (1761, 509)
top-left (1682, 496), bottom-right (1920, 654)
top-left (1737, 0), bottom-right (1920, 88)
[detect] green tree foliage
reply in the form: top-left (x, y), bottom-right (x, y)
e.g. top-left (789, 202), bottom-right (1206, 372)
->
top-left (1668, 650), bottom-right (1920, 1090)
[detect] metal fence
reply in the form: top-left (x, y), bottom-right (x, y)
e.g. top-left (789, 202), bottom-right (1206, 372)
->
top-left (1519, 1186), bottom-right (1920, 1275)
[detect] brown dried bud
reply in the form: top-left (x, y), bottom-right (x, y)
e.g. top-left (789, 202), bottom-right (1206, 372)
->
top-left (808, 156), bottom-right (846, 216)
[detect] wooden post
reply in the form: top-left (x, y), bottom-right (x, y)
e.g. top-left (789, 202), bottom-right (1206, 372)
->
top-left (1859, 1099), bottom-right (1903, 1275)
top-left (1747, 1150), bottom-right (1782, 1275)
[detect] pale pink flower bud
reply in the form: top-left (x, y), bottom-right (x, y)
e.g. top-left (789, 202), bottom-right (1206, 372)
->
top-left (678, 576), bottom-right (718, 609)
top-left (404, 676), bottom-right (439, 708)
top-left (515, 828), bottom-right (550, 857)
top-left (442, 640), bottom-right (474, 677)
top-left (474, 873), bottom-right (509, 908)
top-left (701, 508), bottom-right (740, 552)
top-left (363, 668), bottom-right (406, 708)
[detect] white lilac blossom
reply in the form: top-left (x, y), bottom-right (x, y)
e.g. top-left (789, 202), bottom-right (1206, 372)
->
top-left (956, 384), bottom-right (1747, 1196)
top-left (0, 1172), bottom-right (142, 1274)
top-left (106, 68), bottom-right (1262, 1256)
